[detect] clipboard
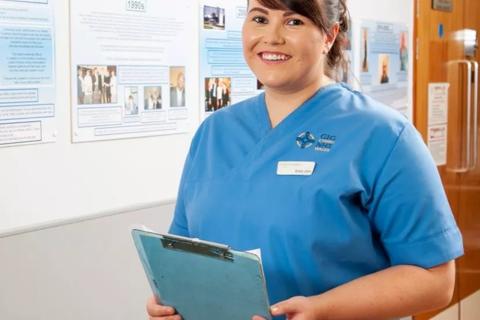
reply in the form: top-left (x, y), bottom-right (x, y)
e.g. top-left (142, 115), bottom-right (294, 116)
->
top-left (131, 228), bottom-right (272, 320)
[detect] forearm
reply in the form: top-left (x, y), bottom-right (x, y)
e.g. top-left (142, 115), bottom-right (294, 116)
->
top-left (310, 262), bottom-right (455, 320)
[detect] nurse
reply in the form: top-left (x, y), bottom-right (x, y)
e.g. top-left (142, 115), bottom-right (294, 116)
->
top-left (147, 0), bottom-right (463, 319)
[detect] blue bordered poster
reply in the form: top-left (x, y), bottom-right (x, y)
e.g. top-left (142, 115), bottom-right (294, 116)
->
top-left (356, 20), bottom-right (411, 119)
top-left (70, 0), bottom-right (196, 142)
top-left (0, 0), bottom-right (56, 147)
top-left (199, 0), bottom-right (259, 120)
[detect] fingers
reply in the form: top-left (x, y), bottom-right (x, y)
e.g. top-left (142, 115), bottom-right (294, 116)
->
top-left (270, 296), bottom-right (306, 316)
top-left (146, 296), bottom-right (177, 317)
top-left (251, 316), bottom-right (265, 320)
top-left (149, 316), bottom-right (181, 320)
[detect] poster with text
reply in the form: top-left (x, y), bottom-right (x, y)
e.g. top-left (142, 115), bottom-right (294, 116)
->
top-left (200, 0), bottom-right (258, 119)
top-left (357, 20), bottom-right (410, 119)
top-left (0, 0), bottom-right (56, 147)
top-left (70, 0), bottom-right (196, 142)
top-left (428, 83), bottom-right (449, 166)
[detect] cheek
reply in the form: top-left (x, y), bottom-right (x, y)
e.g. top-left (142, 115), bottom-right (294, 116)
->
top-left (242, 24), bottom-right (262, 52)
top-left (241, 24), bottom-right (252, 48)
top-left (242, 37), bottom-right (255, 55)
top-left (297, 39), bottom-right (325, 64)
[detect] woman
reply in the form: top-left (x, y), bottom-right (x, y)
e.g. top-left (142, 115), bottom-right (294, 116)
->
top-left (147, 0), bottom-right (463, 319)
top-left (82, 69), bottom-right (93, 104)
top-left (110, 70), bottom-right (117, 103)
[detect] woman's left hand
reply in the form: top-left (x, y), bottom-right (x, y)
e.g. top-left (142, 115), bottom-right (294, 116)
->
top-left (252, 296), bottom-right (321, 320)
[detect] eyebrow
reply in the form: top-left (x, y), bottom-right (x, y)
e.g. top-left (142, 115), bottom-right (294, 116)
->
top-left (248, 7), bottom-right (269, 15)
top-left (248, 7), bottom-right (297, 17)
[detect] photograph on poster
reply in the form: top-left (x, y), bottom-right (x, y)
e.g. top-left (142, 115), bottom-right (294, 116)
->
top-left (77, 65), bottom-right (117, 105)
top-left (124, 87), bottom-right (139, 116)
top-left (144, 86), bottom-right (162, 110)
top-left (205, 77), bottom-right (231, 112)
top-left (335, 22), bottom-right (353, 85)
top-left (169, 67), bottom-right (186, 107)
top-left (344, 24), bottom-right (352, 51)
top-left (399, 31), bottom-right (408, 71)
top-left (361, 28), bottom-right (369, 72)
top-left (378, 54), bottom-right (390, 84)
top-left (338, 51), bottom-right (351, 83)
top-left (203, 6), bottom-right (225, 30)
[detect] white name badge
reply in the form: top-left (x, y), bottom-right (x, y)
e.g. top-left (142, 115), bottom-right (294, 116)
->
top-left (276, 161), bottom-right (316, 176)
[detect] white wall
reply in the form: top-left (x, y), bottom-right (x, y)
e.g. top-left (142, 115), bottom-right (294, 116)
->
top-left (0, 203), bottom-right (175, 320)
top-left (349, 0), bottom-right (413, 23)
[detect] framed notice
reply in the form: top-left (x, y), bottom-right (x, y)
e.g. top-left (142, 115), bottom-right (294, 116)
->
top-left (432, 0), bottom-right (453, 12)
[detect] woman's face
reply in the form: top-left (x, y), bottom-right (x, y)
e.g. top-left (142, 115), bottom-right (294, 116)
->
top-left (242, 0), bottom-right (330, 92)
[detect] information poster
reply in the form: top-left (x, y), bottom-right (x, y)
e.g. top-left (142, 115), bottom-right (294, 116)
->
top-left (428, 83), bottom-right (449, 166)
top-left (336, 26), bottom-right (354, 86)
top-left (199, 0), bottom-right (259, 119)
top-left (358, 20), bottom-right (410, 119)
top-left (0, 0), bottom-right (56, 147)
top-left (70, 0), bottom-right (196, 142)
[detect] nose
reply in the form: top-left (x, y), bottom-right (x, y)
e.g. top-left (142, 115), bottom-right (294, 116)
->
top-left (262, 22), bottom-right (286, 45)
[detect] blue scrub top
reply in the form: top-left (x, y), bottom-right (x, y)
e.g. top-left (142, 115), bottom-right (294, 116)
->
top-left (169, 83), bottom-right (463, 306)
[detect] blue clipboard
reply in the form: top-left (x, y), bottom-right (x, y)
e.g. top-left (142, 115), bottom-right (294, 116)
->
top-left (131, 229), bottom-right (272, 320)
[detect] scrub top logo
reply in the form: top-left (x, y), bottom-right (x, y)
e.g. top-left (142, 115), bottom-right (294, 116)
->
top-left (296, 131), bottom-right (316, 149)
top-left (315, 134), bottom-right (336, 152)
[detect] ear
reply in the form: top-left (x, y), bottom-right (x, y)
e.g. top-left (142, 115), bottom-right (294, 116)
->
top-left (325, 22), bottom-right (340, 49)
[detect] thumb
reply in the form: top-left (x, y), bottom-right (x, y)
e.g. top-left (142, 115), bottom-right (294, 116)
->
top-left (270, 297), bottom-right (302, 316)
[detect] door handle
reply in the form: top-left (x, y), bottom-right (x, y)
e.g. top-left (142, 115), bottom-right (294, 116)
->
top-left (470, 61), bottom-right (478, 170)
top-left (447, 60), bottom-right (472, 173)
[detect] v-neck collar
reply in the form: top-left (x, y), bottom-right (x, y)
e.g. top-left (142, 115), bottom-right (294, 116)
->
top-left (256, 83), bottom-right (342, 137)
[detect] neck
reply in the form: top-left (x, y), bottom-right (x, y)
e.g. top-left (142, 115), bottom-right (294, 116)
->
top-left (264, 75), bottom-right (335, 128)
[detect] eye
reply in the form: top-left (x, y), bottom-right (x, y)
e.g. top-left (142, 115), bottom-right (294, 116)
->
top-left (286, 18), bottom-right (304, 26)
top-left (252, 15), bottom-right (268, 24)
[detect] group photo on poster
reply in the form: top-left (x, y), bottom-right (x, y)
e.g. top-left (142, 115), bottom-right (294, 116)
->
top-left (204, 77), bottom-right (231, 112)
top-left (77, 65), bottom-right (117, 105)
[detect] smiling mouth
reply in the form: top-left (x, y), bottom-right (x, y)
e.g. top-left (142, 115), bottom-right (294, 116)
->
top-left (258, 52), bottom-right (292, 63)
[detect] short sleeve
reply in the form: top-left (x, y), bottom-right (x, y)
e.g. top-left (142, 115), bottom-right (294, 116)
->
top-left (368, 123), bottom-right (464, 268)
top-left (168, 127), bottom-right (206, 237)
top-left (168, 150), bottom-right (191, 237)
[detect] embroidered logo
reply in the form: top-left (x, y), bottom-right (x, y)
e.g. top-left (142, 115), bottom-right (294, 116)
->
top-left (296, 131), bottom-right (316, 149)
top-left (315, 134), bottom-right (336, 152)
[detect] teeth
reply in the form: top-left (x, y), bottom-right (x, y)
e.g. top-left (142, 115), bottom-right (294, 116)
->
top-left (262, 53), bottom-right (289, 61)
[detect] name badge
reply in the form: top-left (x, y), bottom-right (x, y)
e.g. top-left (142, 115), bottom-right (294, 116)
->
top-left (276, 161), bottom-right (316, 176)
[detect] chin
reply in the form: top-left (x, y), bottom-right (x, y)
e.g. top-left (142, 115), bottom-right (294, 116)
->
top-left (257, 75), bottom-right (287, 87)
top-left (258, 77), bottom-right (299, 92)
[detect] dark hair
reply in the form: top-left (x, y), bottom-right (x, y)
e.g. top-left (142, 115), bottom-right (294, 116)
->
top-left (256, 0), bottom-right (349, 76)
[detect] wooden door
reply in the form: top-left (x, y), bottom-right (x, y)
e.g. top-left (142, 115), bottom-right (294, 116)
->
top-left (456, 1), bottom-right (480, 318)
top-left (414, 0), bottom-right (480, 319)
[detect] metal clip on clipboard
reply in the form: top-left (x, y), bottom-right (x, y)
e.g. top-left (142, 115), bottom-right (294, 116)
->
top-left (131, 229), bottom-right (272, 320)
top-left (160, 234), bottom-right (234, 261)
